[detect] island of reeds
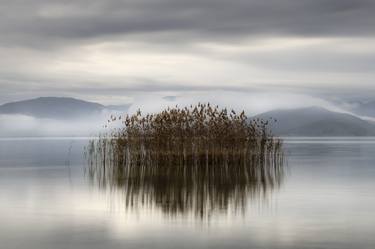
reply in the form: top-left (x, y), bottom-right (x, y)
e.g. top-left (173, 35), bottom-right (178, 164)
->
top-left (86, 103), bottom-right (284, 218)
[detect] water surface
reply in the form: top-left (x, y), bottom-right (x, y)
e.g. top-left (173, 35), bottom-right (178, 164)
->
top-left (0, 137), bottom-right (374, 249)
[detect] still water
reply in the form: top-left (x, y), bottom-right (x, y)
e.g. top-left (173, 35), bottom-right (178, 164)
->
top-left (0, 137), bottom-right (374, 249)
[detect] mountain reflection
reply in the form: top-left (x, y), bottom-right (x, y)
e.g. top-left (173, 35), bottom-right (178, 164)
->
top-left (86, 141), bottom-right (285, 219)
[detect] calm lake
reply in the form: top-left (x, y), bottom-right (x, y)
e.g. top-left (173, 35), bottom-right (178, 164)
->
top-left (1, 137), bottom-right (375, 249)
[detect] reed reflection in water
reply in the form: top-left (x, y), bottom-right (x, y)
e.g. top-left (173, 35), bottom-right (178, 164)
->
top-left (86, 139), bottom-right (284, 219)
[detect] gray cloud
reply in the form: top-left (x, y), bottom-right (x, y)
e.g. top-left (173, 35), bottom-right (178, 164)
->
top-left (1, 0), bottom-right (375, 48)
top-left (230, 46), bottom-right (375, 73)
top-left (1, 0), bottom-right (375, 104)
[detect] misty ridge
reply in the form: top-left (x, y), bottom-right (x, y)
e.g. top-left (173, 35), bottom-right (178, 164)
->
top-left (0, 97), bottom-right (130, 137)
top-left (1, 95), bottom-right (375, 137)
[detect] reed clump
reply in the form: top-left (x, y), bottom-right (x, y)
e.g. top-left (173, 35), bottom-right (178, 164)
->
top-left (86, 103), bottom-right (284, 218)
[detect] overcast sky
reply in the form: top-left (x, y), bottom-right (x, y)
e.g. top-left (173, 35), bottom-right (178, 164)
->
top-left (1, 0), bottom-right (375, 104)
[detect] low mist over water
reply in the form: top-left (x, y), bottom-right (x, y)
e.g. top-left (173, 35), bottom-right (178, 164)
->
top-left (2, 94), bottom-right (375, 137)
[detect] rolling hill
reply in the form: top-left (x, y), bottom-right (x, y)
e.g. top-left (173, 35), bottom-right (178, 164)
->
top-left (254, 106), bottom-right (375, 136)
top-left (351, 101), bottom-right (375, 118)
top-left (0, 97), bottom-right (130, 119)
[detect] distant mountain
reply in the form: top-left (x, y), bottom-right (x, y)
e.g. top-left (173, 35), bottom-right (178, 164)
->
top-left (350, 101), bottom-right (375, 117)
top-left (255, 106), bottom-right (375, 136)
top-left (2, 98), bottom-right (375, 136)
top-left (106, 104), bottom-right (132, 112)
top-left (163, 96), bottom-right (177, 101)
top-left (0, 97), bottom-right (129, 119)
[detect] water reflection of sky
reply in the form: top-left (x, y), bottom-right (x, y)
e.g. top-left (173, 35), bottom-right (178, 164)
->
top-left (1, 138), bottom-right (375, 249)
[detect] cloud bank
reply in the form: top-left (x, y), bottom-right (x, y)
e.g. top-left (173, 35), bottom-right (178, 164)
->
top-left (0, 114), bottom-right (106, 137)
top-left (128, 91), bottom-right (347, 115)
top-left (1, 0), bottom-right (375, 104)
